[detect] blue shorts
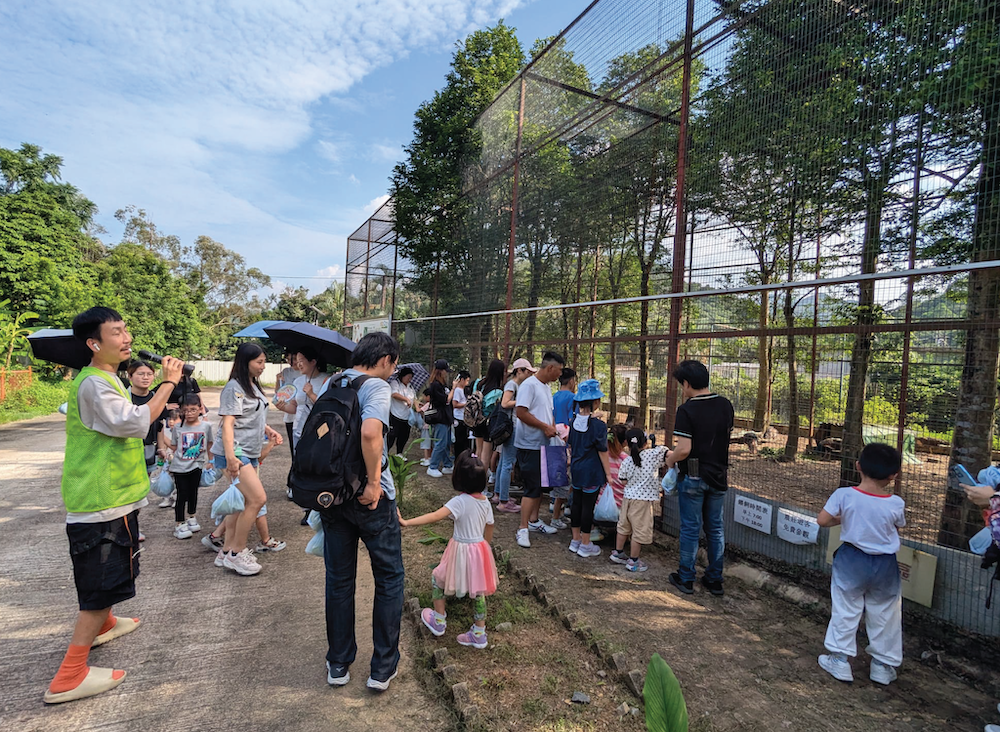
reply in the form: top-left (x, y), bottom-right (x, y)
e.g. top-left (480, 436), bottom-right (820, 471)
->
top-left (212, 454), bottom-right (259, 471)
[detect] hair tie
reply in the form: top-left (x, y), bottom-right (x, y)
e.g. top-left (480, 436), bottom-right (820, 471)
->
top-left (471, 453), bottom-right (477, 458)
top-left (629, 437), bottom-right (638, 444)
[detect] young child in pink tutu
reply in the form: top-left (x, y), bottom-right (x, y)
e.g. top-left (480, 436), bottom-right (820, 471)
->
top-left (398, 449), bottom-right (498, 649)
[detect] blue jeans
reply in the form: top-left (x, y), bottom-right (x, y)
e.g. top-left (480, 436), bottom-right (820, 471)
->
top-left (430, 423), bottom-right (453, 470)
top-left (321, 496), bottom-right (404, 682)
top-left (677, 477), bottom-right (726, 583)
top-left (496, 442), bottom-right (516, 501)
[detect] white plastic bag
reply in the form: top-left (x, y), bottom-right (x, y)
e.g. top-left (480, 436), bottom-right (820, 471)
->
top-left (661, 466), bottom-right (679, 495)
top-left (593, 484), bottom-right (619, 523)
top-left (199, 465), bottom-right (219, 487)
top-left (210, 479), bottom-right (244, 519)
top-left (306, 527), bottom-right (325, 557)
top-left (149, 465), bottom-right (175, 497)
top-left (306, 510), bottom-right (323, 531)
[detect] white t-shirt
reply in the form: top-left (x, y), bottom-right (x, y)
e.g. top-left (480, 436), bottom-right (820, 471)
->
top-left (445, 493), bottom-right (494, 543)
top-left (514, 376), bottom-right (554, 450)
top-left (618, 445), bottom-right (669, 501)
top-left (292, 373), bottom-right (330, 444)
top-left (389, 379), bottom-right (415, 421)
top-left (823, 486), bottom-right (906, 555)
top-left (452, 386), bottom-right (468, 423)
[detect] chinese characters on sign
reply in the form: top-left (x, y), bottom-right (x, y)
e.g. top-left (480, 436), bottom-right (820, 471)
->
top-left (734, 496), bottom-right (773, 534)
top-left (776, 508), bottom-right (819, 545)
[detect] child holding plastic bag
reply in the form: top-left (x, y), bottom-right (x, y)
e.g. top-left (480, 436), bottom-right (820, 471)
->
top-left (609, 429), bottom-right (668, 572)
top-left (165, 395), bottom-right (213, 539)
top-left (399, 450), bottom-right (499, 649)
top-left (567, 379), bottom-right (611, 557)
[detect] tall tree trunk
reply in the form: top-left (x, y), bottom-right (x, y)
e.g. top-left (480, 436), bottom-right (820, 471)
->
top-left (639, 266), bottom-right (651, 430)
top-left (609, 304), bottom-right (619, 422)
top-left (783, 191), bottom-right (799, 460)
top-left (940, 84), bottom-right (1000, 548)
top-left (840, 180), bottom-right (884, 486)
top-left (753, 289), bottom-right (771, 431)
top-left (525, 248), bottom-right (544, 362)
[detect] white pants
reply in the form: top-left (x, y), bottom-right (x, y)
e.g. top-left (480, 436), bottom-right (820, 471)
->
top-left (824, 543), bottom-right (903, 667)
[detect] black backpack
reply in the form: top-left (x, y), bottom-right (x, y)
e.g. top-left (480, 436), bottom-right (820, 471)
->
top-left (288, 372), bottom-right (373, 512)
top-left (488, 407), bottom-right (514, 446)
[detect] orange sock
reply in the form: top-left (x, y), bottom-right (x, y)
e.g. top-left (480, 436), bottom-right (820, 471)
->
top-left (98, 611), bottom-right (116, 636)
top-left (49, 644), bottom-right (91, 693)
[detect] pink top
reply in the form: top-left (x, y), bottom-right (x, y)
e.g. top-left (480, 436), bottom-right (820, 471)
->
top-left (608, 450), bottom-right (626, 507)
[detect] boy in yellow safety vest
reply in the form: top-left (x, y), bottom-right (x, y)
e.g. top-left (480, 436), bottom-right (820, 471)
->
top-left (44, 307), bottom-right (184, 704)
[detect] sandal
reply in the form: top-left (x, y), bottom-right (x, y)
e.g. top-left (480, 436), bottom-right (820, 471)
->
top-left (44, 667), bottom-right (126, 704)
top-left (92, 617), bottom-right (141, 648)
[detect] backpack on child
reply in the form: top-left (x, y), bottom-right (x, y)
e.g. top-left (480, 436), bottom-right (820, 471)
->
top-left (288, 372), bottom-right (373, 513)
top-left (463, 379), bottom-right (501, 428)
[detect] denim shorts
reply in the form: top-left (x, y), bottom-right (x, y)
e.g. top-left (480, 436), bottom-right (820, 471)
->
top-left (67, 510), bottom-right (141, 611)
top-left (213, 454), bottom-right (259, 471)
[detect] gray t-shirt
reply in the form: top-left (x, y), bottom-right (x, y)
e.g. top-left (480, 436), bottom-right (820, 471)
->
top-left (169, 421), bottom-right (214, 473)
top-left (279, 366), bottom-right (298, 424)
top-left (292, 373), bottom-right (329, 445)
top-left (502, 379), bottom-right (518, 416)
top-left (514, 375), bottom-right (554, 450)
top-left (211, 379), bottom-right (269, 459)
top-left (318, 369), bottom-right (396, 501)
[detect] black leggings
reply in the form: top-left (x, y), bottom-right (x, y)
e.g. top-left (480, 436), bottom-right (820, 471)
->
top-left (454, 423), bottom-right (470, 458)
top-left (173, 470), bottom-right (201, 522)
top-left (285, 422), bottom-right (295, 462)
top-left (570, 487), bottom-right (599, 534)
top-left (387, 414), bottom-right (411, 455)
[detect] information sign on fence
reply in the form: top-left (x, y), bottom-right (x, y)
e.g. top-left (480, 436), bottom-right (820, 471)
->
top-left (734, 496), bottom-right (773, 534)
top-left (777, 508), bottom-right (819, 545)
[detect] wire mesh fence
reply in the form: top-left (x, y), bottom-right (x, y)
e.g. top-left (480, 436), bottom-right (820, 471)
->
top-left (345, 0), bottom-right (1000, 637)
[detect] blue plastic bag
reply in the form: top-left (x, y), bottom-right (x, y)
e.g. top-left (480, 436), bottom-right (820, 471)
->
top-left (977, 466), bottom-right (1000, 489)
top-left (593, 484), bottom-right (619, 523)
top-left (211, 479), bottom-right (245, 519)
top-left (408, 408), bottom-right (423, 429)
top-left (199, 465), bottom-right (219, 487)
top-left (149, 465), bottom-right (174, 497)
top-left (306, 510), bottom-right (323, 531)
top-left (661, 467), bottom-right (679, 495)
top-left (306, 527), bottom-right (325, 557)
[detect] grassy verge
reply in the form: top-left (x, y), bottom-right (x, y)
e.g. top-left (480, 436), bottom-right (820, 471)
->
top-left (398, 466), bottom-right (644, 732)
top-left (0, 379), bottom-right (71, 425)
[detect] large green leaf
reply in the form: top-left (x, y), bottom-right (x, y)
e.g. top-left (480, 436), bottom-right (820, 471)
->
top-left (643, 653), bottom-right (688, 732)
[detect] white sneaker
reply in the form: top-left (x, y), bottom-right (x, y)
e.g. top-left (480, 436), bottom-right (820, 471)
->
top-left (568, 539), bottom-right (581, 553)
top-left (516, 528), bottom-right (531, 548)
top-left (869, 660), bottom-right (897, 685)
top-left (576, 543), bottom-right (602, 558)
top-left (818, 653), bottom-right (853, 682)
top-left (426, 468), bottom-right (443, 478)
top-left (214, 549), bottom-right (226, 567)
top-left (441, 467), bottom-right (454, 475)
top-left (420, 458), bottom-right (431, 466)
top-left (173, 523), bottom-right (193, 539)
top-left (326, 661), bottom-right (350, 686)
top-left (287, 487), bottom-right (294, 500)
top-left (158, 495), bottom-right (173, 508)
top-left (529, 520), bottom-right (557, 535)
top-left (186, 517), bottom-right (201, 532)
top-left (550, 518), bottom-right (569, 530)
top-left (223, 548), bottom-right (262, 576)
top-left (488, 471), bottom-right (495, 484)
top-left (366, 670), bottom-right (398, 692)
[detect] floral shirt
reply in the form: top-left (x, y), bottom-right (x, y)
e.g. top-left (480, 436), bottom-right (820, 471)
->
top-left (618, 445), bottom-right (668, 502)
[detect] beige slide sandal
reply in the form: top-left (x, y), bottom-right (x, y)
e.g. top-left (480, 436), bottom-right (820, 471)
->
top-left (44, 667), bottom-right (126, 704)
top-left (92, 616), bottom-right (141, 647)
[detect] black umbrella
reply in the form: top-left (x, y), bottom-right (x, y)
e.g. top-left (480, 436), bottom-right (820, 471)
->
top-left (262, 322), bottom-right (356, 368)
top-left (27, 329), bottom-right (94, 370)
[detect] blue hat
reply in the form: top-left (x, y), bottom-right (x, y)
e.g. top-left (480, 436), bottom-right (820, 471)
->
top-left (573, 378), bottom-right (604, 402)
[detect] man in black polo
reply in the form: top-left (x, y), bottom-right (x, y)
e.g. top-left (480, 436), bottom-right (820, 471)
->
top-left (665, 360), bottom-right (734, 596)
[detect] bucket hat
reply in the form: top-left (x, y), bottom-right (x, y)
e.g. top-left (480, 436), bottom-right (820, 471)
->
top-left (573, 378), bottom-right (605, 402)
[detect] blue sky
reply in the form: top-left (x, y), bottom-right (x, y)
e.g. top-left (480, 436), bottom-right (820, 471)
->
top-left (0, 0), bottom-right (592, 296)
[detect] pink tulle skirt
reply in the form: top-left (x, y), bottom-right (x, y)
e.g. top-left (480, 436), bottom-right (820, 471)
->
top-left (432, 539), bottom-right (499, 598)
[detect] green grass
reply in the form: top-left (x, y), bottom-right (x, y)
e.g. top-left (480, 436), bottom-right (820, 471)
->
top-left (491, 595), bottom-right (540, 626)
top-left (0, 379), bottom-right (71, 425)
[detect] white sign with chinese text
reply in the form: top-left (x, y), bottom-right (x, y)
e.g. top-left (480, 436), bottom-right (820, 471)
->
top-left (734, 496), bottom-right (773, 534)
top-left (776, 508), bottom-right (819, 545)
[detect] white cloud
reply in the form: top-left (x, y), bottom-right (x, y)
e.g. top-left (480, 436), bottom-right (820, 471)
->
top-left (348, 174), bottom-right (361, 186)
top-left (370, 142), bottom-right (404, 163)
top-left (363, 194), bottom-right (392, 215)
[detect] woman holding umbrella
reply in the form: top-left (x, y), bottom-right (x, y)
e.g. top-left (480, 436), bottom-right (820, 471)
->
top-left (387, 366), bottom-right (416, 456)
top-left (209, 343), bottom-right (285, 576)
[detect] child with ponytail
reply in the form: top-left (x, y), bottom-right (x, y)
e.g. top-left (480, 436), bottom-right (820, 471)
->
top-left (399, 450), bottom-right (499, 649)
top-left (610, 428), bottom-right (668, 572)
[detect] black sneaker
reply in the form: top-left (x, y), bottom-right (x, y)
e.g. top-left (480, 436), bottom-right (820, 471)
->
top-left (668, 572), bottom-right (694, 595)
top-left (300, 511), bottom-right (310, 526)
top-left (701, 576), bottom-right (724, 596)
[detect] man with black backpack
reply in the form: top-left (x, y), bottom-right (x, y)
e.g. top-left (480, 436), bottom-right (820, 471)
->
top-left (307, 332), bottom-right (403, 692)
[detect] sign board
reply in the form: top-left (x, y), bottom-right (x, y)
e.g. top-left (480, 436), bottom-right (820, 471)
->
top-left (777, 508), bottom-right (819, 545)
top-left (826, 526), bottom-right (938, 608)
top-left (352, 318), bottom-right (391, 343)
top-left (734, 495), bottom-right (773, 534)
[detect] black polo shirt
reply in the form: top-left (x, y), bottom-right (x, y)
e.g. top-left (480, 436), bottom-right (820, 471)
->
top-left (674, 392), bottom-right (735, 491)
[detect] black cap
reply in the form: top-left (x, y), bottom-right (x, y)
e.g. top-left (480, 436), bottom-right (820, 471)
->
top-left (434, 359), bottom-right (451, 371)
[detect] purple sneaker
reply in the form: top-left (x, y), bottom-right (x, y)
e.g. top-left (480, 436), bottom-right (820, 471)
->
top-left (456, 625), bottom-right (488, 649)
top-left (420, 608), bottom-right (446, 637)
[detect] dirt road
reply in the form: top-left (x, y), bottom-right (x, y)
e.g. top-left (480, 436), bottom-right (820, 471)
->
top-left (0, 389), bottom-right (452, 732)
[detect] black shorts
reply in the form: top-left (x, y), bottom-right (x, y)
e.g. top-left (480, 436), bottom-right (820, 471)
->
top-left (67, 510), bottom-right (141, 611)
top-left (516, 449), bottom-right (543, 499)
top-left (471, 422), bottom-right (490, 440)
